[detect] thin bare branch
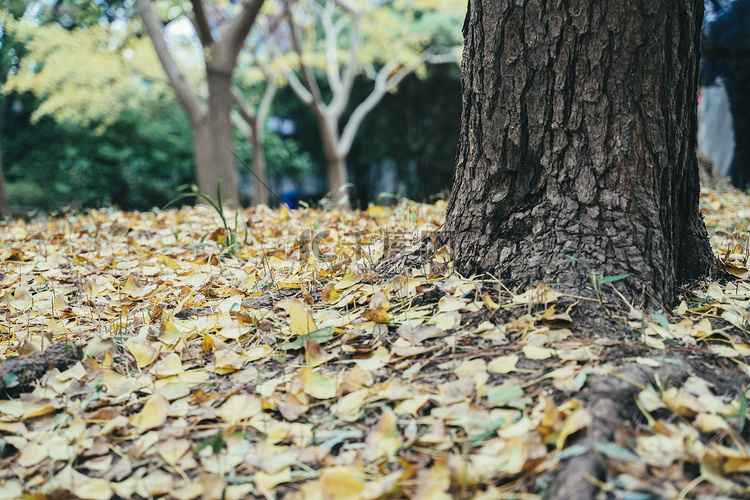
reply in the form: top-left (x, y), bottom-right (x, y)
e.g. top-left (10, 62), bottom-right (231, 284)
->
top-left (328, 8), bottom-right (360, 117)
top-left (285, 67), bottom-right (316, 105)
top-left (254, 21), bottom-right (314, 104)
top-left (257, 75), bottom-right (279, 133)
top-left (285, 0), bottom-right (325, 110)
top-left (321, 0), bottom-right (343, 95)
top-left (303, 0), bottom-right (326, 16)
top-left (337, 48), bottom-right (437, 156)
top-left (221, 0), bottom-right (265, 69)
top-left (232, 87), bottom-right (256, 125)
top-left (136, 0), bottom-right (205, 123)
top-left (188, 0), bottom-right (214, 46)
top-left (231, 109), bottom-right (253, 139)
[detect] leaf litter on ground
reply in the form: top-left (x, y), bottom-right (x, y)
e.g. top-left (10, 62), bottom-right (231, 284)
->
top-left (1, 188), bottom-right (750, 498)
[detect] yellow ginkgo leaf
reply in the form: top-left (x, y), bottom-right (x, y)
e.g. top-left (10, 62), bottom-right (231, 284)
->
top-left (364, 411), bottom-right (402, 460)
top-left (219, 394), bottom-right (262, 425)
top-left (350, 346), bottom-right (391, 371)
top-left (130, 394), bottom-right (170, 432)
top-left (125, 337), bottom-right (159, 369)
top-left (321, 282), bottom-right (341, 304)
top-left (483, 292), bottom-right (500, 310)
top-left (334, 389), bottom-right (369, 422)
top-left (278, 299), bottom-right (317, 335)
top-left (556, 408), bottom-right (591, 450)
top-left (437, 296), bottom-right (469, 312)
top-left (335, 266), bottom-right (362, 290)
top-left (522, 345), bottom-right (556, 360)
top-left (299, 368), bottom-right (338, 399)
top-left (151, 353), bottom-right (183, 378)
top-left (390, 275), bottom-right (422, 297)
top-left (319, 467), bottom-right (365, 500)
top-left (255, 467), bottom-right (292, 494)
top-left (242, 344), bottom-right (273, 362)
top-left (487, 354), bottom-right (519, 374)
top-left (155, 439), bottom-right (192, 467)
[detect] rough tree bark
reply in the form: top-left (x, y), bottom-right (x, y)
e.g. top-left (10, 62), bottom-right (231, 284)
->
top-left (136, 0), bottom-right (264, 208)
top-left (443, 0), bottom-right (717, 307)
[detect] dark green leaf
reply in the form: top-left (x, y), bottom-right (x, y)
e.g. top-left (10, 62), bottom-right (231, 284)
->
top-left (486, 384), bottom-right (525, 405)
top-left (558, 444), bottom-right (588, 460)
top-left (0, 373), bottom-right (18, 388)
top-left (282, 327), bottom-right (335, 350)
top-left (594, 442), bottom-right (641, 462)
top-left (599, 273), bottom-right (631, 284)
top-left (195, 430), bottom-right (224, 455)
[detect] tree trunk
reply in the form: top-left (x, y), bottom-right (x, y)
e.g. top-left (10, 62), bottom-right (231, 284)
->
top-left (317, 115), bottom-right (349, 206)
top-left (443, 0), bottom-right (716, 307)
top-left (250, 121), bottom-right (269, 206)
top-left (196, 66), bottom-right (241, 208)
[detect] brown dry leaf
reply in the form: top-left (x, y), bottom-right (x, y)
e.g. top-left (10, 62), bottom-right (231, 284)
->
top-left (396, 324), bottom-right (444, 345)
top-left (303, 339), bottom-right (330, 368)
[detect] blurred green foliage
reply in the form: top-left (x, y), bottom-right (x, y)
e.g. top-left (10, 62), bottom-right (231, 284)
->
top-left (349, 64), bottom-right (461, 206)
top-left (3, 95), bottom-right (195, 212)
top-left (0, 0), bottom-right (462, 214)
top-left (274, 64), bottom-right (461, 208)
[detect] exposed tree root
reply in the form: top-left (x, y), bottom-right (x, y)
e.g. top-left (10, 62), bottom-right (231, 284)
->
top-left (549, 363), bottom-right (687, 500)
top-left (0, 342), bottom-right (83, 398)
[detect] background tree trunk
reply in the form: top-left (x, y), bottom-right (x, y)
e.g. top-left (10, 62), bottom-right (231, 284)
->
top-left (317, 114), bottom-right (349, 205)
top-left (202, 67), bottom-right (240, 207)
top-left (136, 0), bottom-right (263, 210)
top-left (444, 0), bottom-right (716, 307)
top-left (250, 120), bottom-right (269, 206)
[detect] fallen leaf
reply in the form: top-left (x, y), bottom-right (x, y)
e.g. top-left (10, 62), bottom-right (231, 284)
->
top-left (130, 394), bottom-right (170, 432)
top-left (299, 368), bottom-right (338, 399)
top-left (219, 394), bottom-right (262, 425)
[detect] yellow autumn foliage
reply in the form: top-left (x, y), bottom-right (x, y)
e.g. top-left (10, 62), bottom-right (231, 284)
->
top-left (2, 12), bottom-right (171, 132)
